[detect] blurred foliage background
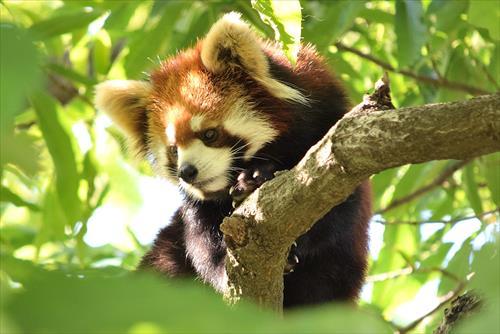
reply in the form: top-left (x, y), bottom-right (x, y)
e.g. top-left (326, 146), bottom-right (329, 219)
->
top-left (0, 0), bottom-right (499, 333)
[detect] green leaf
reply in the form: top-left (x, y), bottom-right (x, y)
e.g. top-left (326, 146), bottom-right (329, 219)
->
top-left (391, 164), bottom-right (427, 201)
top-left (40, 179), bottom-right (68, 242)
top-left (436, 45), bottom-right (485, 102)
top-left (303, 0), bottom-right (366, 52)
top-left (4, 270), bottom-right (391, 334)
top-left (438, 240), bottom-right (472, 295)
top-left (29, 7), bottom-right (103, 40)
top-left (371, 224), bottom-right (419, 310)
top-left (427, 0), bottom-right (468, 32)
top-left (0, 25), bottom-right (41, 173)
top-left (1, 132), bottom-right (42, 177)
top-left (478, 153), bottom-right (500, 206)
top-left (395, 0), bottom-right (428, 67)
top-left (251, 0), bottom-right (302, 64)
top-left (0, 254), bottom-right (46, 284)
top-left (0, 24), bottom-right (40, 130)
top-left (0, 224), bottom-right (37, 250)
top-left (468, 0), bottom-right (500, 40)
top-left (462, 164), bottom-right (484, 217)
top-left (0, 186), bottom-right (39, 211)
top-left (166, 2), bottom-right (213, 53)
top-left (371, 167), bottom-right (399, 211)
top-left (93, 30), bottom-right (112, 75)
top-left (30, 92), bottom-right (82, 226)
top-left (457, 239), bottom-right (500, 333)
top-left (103, 2), bottom-right (141, 30)
top-left (359, 7), bottom-right (394, 24)
top-left (489, 42), bottom-right (500, 82)
top-left (45, 63), bottom-right (97, 87)
top-left (82, 151), bottom-right (98, 205)
top-left (420, 242), bottom-right (453, 268)
top-left (124, 2), bottom-right (186, 78)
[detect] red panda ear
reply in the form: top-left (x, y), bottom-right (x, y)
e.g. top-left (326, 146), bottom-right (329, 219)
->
top-left (201, 12), bottom-right (307, 104)
top-left (201, 12), bottom-right (268, 77)
top-left (94, 80), bottom-right (151, 150)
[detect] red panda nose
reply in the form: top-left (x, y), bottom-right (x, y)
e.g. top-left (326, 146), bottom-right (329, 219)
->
top-left (178, 164), bottom-right (198, 183)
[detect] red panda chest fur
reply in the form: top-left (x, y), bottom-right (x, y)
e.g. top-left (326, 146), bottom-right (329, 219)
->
top-left (95, 12), bottom-right (371, 308)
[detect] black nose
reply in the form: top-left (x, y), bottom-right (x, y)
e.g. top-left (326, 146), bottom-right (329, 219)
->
top-left (178, 164), bottom-right (198, 183)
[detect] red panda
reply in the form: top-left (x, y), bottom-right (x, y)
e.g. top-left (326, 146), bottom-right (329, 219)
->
top-left (95, 12), bottom-right (371, 308)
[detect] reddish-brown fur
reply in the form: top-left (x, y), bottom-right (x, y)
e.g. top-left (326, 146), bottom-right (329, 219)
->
top-left (137, 39), bottom-right (372, 308)
top-left (98, 14), bottom-right (372, 308)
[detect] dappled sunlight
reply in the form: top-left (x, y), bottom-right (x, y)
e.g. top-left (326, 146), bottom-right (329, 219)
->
top-left (1, 0), bottom-right (498, 333)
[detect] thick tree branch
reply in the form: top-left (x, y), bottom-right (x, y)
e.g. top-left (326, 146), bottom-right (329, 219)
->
top-left (334, 42), bottom-right (492, 96)
top-left (220, 91), bottom-right (500, 311)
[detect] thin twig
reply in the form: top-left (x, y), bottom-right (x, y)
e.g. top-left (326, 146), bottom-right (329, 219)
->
top-left (371, 266), bottom-right (467, 333)
top-left (378, 160), bottom-right (471, 214)
top-left (396, 281), bottom-right (467, 334)
top-left (335, 42), bottom-right (491, 96)
top-left (469, 52), bottom-right (499, 90)
top-left (373, 209), bottom-right (499, 226)
top-left (367, 266), bottom-right (463, 284)
top-left (367, 266), bottom-right (414, 283)
top-left (427, 43), bottom-right (444, 81)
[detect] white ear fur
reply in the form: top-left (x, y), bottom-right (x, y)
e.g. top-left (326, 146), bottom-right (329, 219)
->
top-left (201, 12), bottom-right (307, 104)
top-left (201, 12), bottom-right (268, 77)
top-left (94, 80), bottom-right (151, 143)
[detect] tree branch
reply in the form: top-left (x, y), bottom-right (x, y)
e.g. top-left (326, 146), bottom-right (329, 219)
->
top-left (433, 292), bottom-right (482, 334)
top-left (373, 209), bottom-right (499, 226)
top-left (395, 280), bottom-right (467, 334)
top-left (334, 42), bottom-right (492, 96)
top-left (220, 88), bottom-right (500, 311)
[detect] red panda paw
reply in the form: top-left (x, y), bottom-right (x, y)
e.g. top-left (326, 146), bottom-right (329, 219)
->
top-left (229, 164), bottom-right (276, 207)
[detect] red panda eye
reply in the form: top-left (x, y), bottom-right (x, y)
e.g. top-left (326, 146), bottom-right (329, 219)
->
top-left (169, 145), bottom-right (178, 158)
top-left (202, 128), bottom-right (218, 143)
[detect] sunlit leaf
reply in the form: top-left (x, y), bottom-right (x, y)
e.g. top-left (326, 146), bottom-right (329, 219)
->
top-left (0, 224), bottom-right (37, 250)
top-left (29, 7), bottom-right (103, 40)
top-left (478, 153), bottom-right (500, 206)
top-left (1, 132), bottom-right (42, 177)
top-left (395, 0), bottom-right (427, 67)
top-left (93, 30), bottom-right (112, 75)
top-left (462, 164), bottom-right (484, 217)
top-left (438, 240), bottom-right (472, 295)
top-left (427, 0), bottom-right (468, 33)
top-left (456, 239), bottom-right (500, 334)
top-left (0, 186), bottom-right (39, 211)
top-left (251, 0), bottom-right (302, 64)
top-left (0, 24), bottom-right (41, 172)
top-left (124, 2), bottom-right (186, 78)
top-left (4, 269), bottom-right (391, 334)
top-left (45, 63), bottom-right (97, 87)
top-left (303, 0), bottom-right (365, 52)
top-left (30, 92), bottom-right (82, 226)
top-left (468, 0), bottom-right (500, 40)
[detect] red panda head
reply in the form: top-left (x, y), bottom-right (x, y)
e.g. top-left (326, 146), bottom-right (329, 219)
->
top-left (95, 12), bottom-right (306, 200)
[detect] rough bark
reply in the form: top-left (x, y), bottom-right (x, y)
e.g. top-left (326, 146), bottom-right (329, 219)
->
top-left (433, 292), bottom-right (481, 334)
top-left (220, 92), bottom-right (500, 312)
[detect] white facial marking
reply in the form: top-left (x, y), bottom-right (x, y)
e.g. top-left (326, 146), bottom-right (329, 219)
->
top-left (223, 99), bottom-right (278, 159)
top-left (178, 139), bottom-right (232, 198)
top-left (190, 115), bottom-right (205, 132)
top-left (149, 139), bottom-right (178, 184)
top-left (166, 123), bottom-right (176, 143)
